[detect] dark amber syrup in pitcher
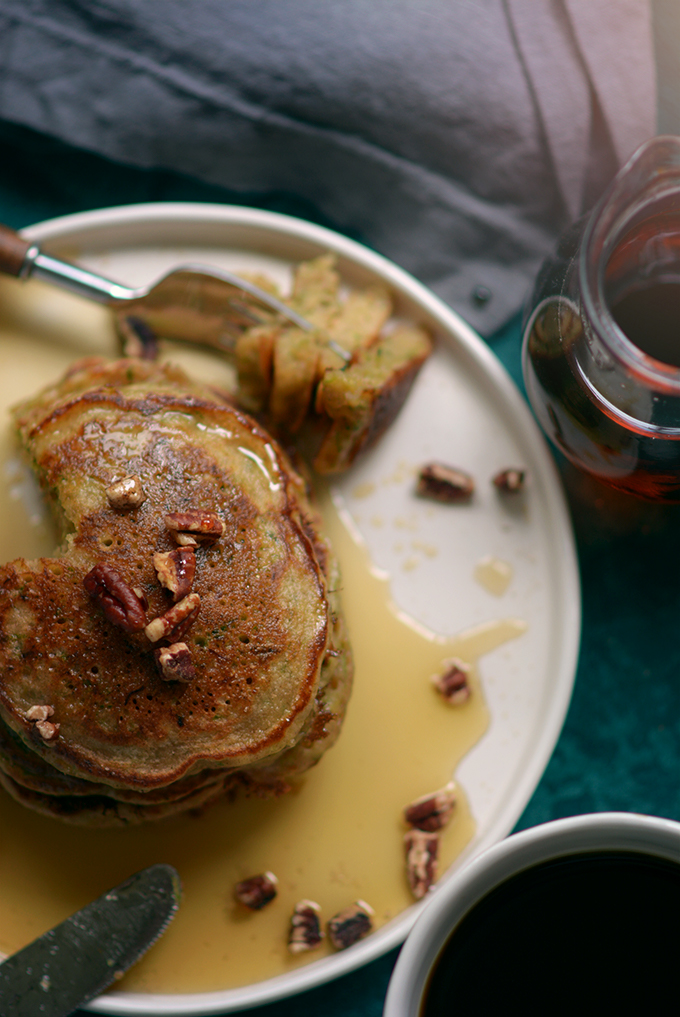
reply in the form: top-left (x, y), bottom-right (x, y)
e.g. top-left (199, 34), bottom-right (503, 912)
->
top-left (612, 282), bottom-right (680, 368)
top-left (524, 209), bottom-right (680, 501)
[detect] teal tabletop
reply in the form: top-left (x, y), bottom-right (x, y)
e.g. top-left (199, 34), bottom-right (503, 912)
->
top-left (2, 119), bottom-right (680, 1017)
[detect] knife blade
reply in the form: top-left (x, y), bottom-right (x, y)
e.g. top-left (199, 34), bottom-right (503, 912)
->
top-left (0, 863), bottom-right (181, 1017)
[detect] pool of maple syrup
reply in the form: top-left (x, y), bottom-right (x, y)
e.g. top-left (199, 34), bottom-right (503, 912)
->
top-left (0, 278), bottom-right (526, 995)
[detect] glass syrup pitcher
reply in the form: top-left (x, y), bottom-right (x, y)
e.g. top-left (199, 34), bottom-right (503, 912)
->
top-left (522, 135), bottom-right (680, 501)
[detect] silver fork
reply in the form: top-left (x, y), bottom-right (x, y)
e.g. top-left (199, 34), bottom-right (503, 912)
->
top-left (0, 221), bottom-right (350, 361)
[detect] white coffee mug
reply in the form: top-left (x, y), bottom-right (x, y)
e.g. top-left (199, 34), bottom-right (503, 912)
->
top-left (383, 812), bottom-right (680, 1016)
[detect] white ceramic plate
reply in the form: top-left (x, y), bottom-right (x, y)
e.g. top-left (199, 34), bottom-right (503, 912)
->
top-left (3, 204), bottom-right (580, 1014)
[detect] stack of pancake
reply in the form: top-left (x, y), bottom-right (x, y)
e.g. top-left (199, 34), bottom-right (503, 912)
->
top-left (0, 357), bottom-right (352, 825)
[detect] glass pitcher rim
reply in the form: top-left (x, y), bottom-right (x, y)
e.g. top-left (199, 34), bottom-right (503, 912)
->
top-left (580, 134), bottom-right (680, 395)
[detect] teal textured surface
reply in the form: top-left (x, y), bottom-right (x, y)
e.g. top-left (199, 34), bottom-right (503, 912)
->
top-left (3, 119), bottom-right (679, 1016)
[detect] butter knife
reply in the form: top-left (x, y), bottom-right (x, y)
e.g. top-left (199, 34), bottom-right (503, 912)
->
top-left (0, 863), bottom-right (181, 1017)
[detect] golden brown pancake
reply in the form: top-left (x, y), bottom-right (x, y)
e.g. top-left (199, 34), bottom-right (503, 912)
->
top-left (0, 770), bottom-right (232, 827)
top-left (0, 358), bottom-right (352, 823)
top-left (0, 713), bottom-right (227, 802)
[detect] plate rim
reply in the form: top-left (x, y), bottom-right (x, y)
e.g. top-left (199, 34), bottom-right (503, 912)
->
top-left (9, 202), bottom-right (581, 1014)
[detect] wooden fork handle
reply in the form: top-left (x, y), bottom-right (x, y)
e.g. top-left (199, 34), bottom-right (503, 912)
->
top-left (0, 222), bottom-right (33, 277)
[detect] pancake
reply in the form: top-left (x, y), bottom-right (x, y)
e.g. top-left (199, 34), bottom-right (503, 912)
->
top-left (232, 254), bottom-right (433, 469)
top-left (0, 770), bottom-right (232, 826)
top-left (0, 714), bottom-right (227, 802)
top-left (0, 357), bottom-right (353, 823)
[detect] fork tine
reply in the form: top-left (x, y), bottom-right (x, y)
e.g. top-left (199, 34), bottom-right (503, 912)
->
top-left (227, 299), bottom-right (266, 326)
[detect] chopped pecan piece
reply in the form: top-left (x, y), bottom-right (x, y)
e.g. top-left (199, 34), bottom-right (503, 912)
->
top-left (35, 720), bottom-right (60, 741)
top-left (405, 829), bottom-right (439, 899)
top-left (153, 548), bottom-right (196, 602)
top-left (492, 467), bottom-right (526, 493)
top-left (288, 900), bottom-right (324, 954)
top-left (172, 533), bottom-right (199, 549)
top-left (416, 462), bottom-right (474, 503)
top-left (154, 642), bottom-right (196, 683)
top-left (145, 593), bottom-right (201, 643)
top-left (233, 872), bottom-right (278, 910)
top-left (432, 657), bottom-right (471, 705)
top-left (165, 509), bottom-right (224, 546)
top-left (404, 782), bottom-right (457, 832)
top-left (26, 705), bottom-right (59, 740)
top-left (106, 475), bottom-right (146, 510)
top-left (132, 586), bottom-right (149, 611)
top-left (83, 563), bottom-right (147, 633)
top-left (25, 705), bottom-right (55, 723)
top-left (327, 901), bottom-right (374, 951)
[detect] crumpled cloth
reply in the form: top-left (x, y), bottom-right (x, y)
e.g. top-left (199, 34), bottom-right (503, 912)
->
top-left (0, 0), bottom-right (656, 334)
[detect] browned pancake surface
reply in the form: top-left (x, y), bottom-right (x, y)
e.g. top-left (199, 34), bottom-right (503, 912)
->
top-left (0, 359), bottom-right (348, 797)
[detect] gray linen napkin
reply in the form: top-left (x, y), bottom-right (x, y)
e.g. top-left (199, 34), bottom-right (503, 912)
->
top-left (0, 0), bottom-right (656, 334)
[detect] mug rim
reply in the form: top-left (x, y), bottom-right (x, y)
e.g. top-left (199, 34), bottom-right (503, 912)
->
top-left (382, 811), bottom-right (680, 1017)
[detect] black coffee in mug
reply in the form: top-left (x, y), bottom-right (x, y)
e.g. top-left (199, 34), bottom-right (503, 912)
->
top-left (422, 851), bottom-right (680, 1015)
